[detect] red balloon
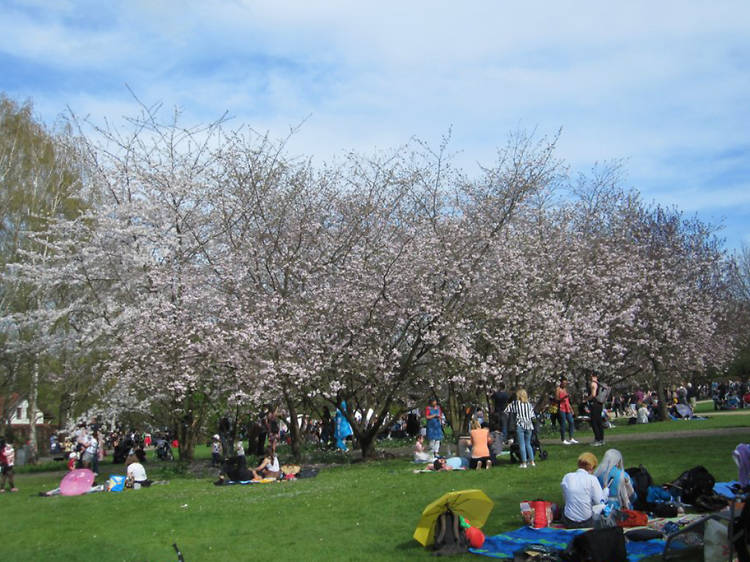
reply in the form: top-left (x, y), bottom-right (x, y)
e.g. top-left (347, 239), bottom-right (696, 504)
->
top-left (465, 526), bottom-right (485, 548)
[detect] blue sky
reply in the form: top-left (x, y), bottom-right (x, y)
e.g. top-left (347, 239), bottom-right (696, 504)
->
top-left (1, 0), bottom-right (749, 250)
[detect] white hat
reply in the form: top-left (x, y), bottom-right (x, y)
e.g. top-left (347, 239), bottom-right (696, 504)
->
top-left (212, 434), bottom-right (220, 440)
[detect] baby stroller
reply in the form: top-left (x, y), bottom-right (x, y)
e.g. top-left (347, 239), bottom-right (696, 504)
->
top-left (508, 417), bottom-right (548, 463)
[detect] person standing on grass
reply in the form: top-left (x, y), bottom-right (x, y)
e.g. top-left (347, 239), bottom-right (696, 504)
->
top-left (588, 373), bottom-right (605, 446)
top-left (0, 438), bottom-right (18, 492)
top-left (211, 434), bottom-right (222, 466)
top-left (556, 377), bottom-right (578, 445)
top-left (492, 382), bottom-right (510, 441)
top-left (425, 398), bottom-right (444, 458)
top-left (334, 401), bottom-right (353, 452)
top-left (505, 389), bottom-right (536, 468)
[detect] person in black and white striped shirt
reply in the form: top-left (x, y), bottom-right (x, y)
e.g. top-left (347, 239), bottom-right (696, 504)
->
top-left (505, 389), bottom-right (536, 468)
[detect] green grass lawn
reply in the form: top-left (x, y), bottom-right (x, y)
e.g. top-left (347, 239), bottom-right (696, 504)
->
top-left (5, 429), bottom-right (750, 561)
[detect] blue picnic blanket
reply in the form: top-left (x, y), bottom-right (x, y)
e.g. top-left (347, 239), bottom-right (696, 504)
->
top-left (470, 526), bottom-right (668, 561)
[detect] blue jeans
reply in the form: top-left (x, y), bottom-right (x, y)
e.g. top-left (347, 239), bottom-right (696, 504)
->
top-left (516, 427), bottom-right (534, 463)
top-left (559, 411), bottom-right (575, 440)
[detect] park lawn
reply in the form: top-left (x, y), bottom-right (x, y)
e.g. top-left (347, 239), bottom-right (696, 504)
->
top-left (5, 432), bottom-right (750, 561)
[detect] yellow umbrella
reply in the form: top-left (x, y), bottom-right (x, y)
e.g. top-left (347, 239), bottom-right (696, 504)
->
top-left (413, 489), bottom-right (494, 547)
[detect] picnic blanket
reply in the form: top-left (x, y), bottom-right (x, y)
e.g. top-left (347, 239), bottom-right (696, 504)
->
top-left (223, 478), bottom-right (277, 485)
top-left (469, 526), bottom-right (670, 561)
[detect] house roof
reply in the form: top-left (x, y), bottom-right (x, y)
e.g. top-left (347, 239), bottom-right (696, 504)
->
top-left (0, 392), bottom-right (22, 416)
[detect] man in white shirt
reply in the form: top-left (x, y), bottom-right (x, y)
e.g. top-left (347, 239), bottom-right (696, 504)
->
top-left (561, 452), bottom-right (606, 528)
top-left (126, 449), bottom-right (150, 488)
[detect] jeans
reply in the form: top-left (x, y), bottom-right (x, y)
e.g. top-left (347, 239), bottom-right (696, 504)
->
top-left (559, 411), bottom-right (575, 440)
top-left (590, 401), bottom-right (605, 442)
top-left (498, 412), bottom-right (509, 441)
top-left (516, 426), bottom-right (534, 463)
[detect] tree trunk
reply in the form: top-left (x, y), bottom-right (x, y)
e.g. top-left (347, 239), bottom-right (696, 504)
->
top-left (28, 358), bottom-right (39, 463)
top-left (283, 390), bottom-right (302, 461)
top-left (358, 430), bottom-right (376, 459)
top-left (176, 410), bottom-right (197, 462)
top-left (653, 363), bottom-right (670, 422)
top-left (445, 383), bottom-right (460, 438)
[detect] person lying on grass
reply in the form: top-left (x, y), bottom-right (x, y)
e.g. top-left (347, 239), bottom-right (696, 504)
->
top-left (252, 447), bottom-right (281, 480)
top-left (560, 452), bottom-right (607, 529)
top-left (427, 457), bottom-right (453, 471)
top-left (214, 455), bottom-right (255, 485)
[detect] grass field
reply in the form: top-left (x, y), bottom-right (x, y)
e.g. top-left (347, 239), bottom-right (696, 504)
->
top-left (5, 416), bottom-right (750, 562)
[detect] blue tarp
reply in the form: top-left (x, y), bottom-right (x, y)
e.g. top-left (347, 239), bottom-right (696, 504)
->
top-left (470, 526), bottom-right (669, 561)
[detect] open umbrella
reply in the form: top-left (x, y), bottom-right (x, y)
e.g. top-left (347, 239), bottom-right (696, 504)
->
top-left (414, 489), bottom-right (494, 547)
top-left (60, 468), bottom-right (96, 496)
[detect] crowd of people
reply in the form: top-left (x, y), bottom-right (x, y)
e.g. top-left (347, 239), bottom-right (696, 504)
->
top-left (1, 375), bottom-right (743, 495)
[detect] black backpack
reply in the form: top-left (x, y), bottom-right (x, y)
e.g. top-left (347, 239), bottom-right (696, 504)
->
top-left (562, 527), bottom-right (627, 562)
top-left (625, 465), bottom-right (653, 511)
top-left (669, 465), bottom-right (716, 505)
top-left (432, 510), bottom-right (469, 556)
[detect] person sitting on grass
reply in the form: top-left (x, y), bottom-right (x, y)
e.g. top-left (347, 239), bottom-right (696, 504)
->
top-left (414, 434), bottom-right (433, 463)
top-left (252, 447), bottom-right (280, 480)
top-left (469, 420), bottom-right (493, 470)
top-left (594, 449), bottom-right (635, 510)
top-left (560, 452), bottom-right (607, 528)
top-left (126, 449), bottom-right (152, 488)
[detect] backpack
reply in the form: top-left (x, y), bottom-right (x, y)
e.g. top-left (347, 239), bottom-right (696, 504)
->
top-left (562, 527), bottom-right (627, 562)
top-left (650, 503), bottom-right (679, 518)
top-left (595, 382), bottom-right (611, 404)
top-left (432, 510), bottom-right (469, 556)
top-left (669, 465), bottom-right (716, 504)
top-left (625, 465), bottom-right (653, 511)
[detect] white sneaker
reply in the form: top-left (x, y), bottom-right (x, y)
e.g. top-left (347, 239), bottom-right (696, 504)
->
top-left (562, 440), bottom-right (571, 445)
top-left (519, 462), bottom-right (527, 468)
top-left (570, 438), bottom-right (579, 444)
top-left (530, 461), bottom-right (536, 467)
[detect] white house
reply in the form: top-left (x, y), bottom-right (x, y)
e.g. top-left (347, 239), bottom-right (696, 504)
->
top-left (2, 395), bottom-right (45, 426)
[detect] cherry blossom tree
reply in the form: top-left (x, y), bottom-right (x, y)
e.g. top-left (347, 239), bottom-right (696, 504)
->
top-left (6, 101), bottom-right (739, 463)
